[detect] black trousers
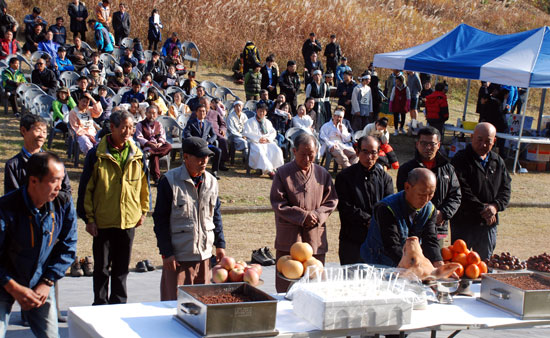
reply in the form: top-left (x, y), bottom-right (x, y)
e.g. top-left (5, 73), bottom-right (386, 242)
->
top-left (7, 91), bottom-right (17, 115)
top-left (208, 144), bottom-right (221, 172)
top-left (338, 239), bottom-right (364, 266)
top-left (393, 111), bottom-right (407, 129)
top-left (114, 32), bottom-right (128, 46)
top-left (92, 227), bottom-right (135, 305)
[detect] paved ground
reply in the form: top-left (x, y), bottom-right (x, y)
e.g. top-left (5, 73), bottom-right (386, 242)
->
top-left (6, 264), bottom-right (550, 337)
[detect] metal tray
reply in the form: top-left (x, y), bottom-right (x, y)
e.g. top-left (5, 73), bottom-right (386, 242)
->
top-left (478, 272), bottom-right (550, 319)
top-left (176, 282), bottom-right (278, 337)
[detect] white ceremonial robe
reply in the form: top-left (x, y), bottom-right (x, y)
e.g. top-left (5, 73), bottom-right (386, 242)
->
top-left (319, 121), bottom-right (354, 156)
top-left (243, 117), bottom-right (284, 172)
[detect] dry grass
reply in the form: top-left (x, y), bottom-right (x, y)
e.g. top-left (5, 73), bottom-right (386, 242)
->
top-left (10, 0), bottom-right (550, 73)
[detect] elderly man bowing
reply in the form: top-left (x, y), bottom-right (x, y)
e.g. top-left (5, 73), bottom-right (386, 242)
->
top-left (270, 132), bottom-right (338, 292)
top-left (360, 168), bottom-right (443, 267)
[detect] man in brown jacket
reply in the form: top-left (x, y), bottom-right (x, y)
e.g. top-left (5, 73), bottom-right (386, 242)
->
top-left (270, 132), bottom-right (338, 292)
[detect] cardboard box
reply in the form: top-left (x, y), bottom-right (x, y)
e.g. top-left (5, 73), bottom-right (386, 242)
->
top-left (525, 144), bottom-right (550, 162)
top-left (519, 160), bottom-right (548, 172)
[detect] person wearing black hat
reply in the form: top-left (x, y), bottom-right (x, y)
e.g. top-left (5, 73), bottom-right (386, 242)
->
top-left (244, 62), bottom-right (262, 101)
top-left (242, 40), bottom-right (260, 75)
top-left (278, 60), bottom-right (300, 114)
top-left (301, 32), bottom-right (322, 67)
top-left (56, 46), bottom-right (75, 72)
top-left (153, 136), bottom-right (226, 300)
top-left (324, 34), bottom-right (342, 75)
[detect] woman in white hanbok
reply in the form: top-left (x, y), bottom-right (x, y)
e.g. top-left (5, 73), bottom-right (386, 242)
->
top-left (243, 104), bottom-right (284, 177)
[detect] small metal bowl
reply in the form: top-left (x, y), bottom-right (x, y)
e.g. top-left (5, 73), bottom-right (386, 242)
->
top-left (434, 278), bottom-right (460, 304)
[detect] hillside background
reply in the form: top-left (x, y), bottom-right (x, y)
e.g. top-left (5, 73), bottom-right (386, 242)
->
top-left (10, 0), bottom-right (550, 70)
top-left (9, 0), bottom-right (550, 116)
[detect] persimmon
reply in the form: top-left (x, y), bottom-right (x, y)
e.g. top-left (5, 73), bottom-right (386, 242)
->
top-left (477, 261), bottom-right (488, 274)
top-left (452, 239), bottom-right (468, 254)
top-left (467, 251), bottom-right (481, 265)
top-left (465, 264), bottom-right (480, 279)
top-left (452, 253), bottom-right (469, 267)
top-left (455, 264), bottom-right (464, 277)
top-left (441, 247), bottom-right (453, 261)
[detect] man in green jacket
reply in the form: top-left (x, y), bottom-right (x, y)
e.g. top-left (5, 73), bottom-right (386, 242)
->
top-left (244, 63), bottom-right (262, 101)
top-left (77, 111), bottom-right (150, 305)
top-left (1, 57), bottom-right (27, 117)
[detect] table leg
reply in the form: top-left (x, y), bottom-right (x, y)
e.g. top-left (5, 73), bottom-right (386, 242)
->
top-left (431, 329), bottom-right (437, 338)
top-left (448, 330), bottom-right (461, 338)
top-left (399, 331), bottom-right (405, 338)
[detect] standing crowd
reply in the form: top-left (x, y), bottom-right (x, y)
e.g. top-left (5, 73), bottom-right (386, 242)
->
top-left (0, 1), bottom-right (516, 337)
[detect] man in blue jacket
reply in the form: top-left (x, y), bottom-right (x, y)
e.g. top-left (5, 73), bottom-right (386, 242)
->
top-left (360, 167), bottom-right (443, 267)
top-left (0, 152), bottom-right (77, 337)
top-left (87, 19), bottom-right (113, 54)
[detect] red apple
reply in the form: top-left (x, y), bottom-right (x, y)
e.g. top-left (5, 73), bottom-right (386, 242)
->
top-left (234, 263), bottom-right (246, 270)
top-left (243, 268), bottom-right (260, 286)
top-left (236, 260), bottom-right (248, 269)
top-left (220, 256), bottom-right (236, 271)
top-left (247, 263), bottom-right (262, 276)
top-left (212, 267), bottom-right (228, 283)
top-left (228, 267), bottom-right (244, 282)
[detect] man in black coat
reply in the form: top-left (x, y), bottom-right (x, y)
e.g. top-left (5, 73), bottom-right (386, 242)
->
top-left (31, 58), bottom-right (58, 96)
top-left (67, 0), bottom-right (88, 42)
top-left (450, 122), bottom-right (511, 260)
top-left (144, 51), bottom-right (167, 83)
top-left (278, 60), bottom-right (300, 114)
top-left (335, 136), bottom-right (393, 265)
top-left (260, 55), bottom-right (278, 100)
top-left (183, 104), bottom-right (222, 179)
top-left (336, 71), bottom-right (356, 121)
top-left (301, 32), bottom-right (322, 66)
top-left (324, 34), bottom-right (342, 74)
top-left (112, 3), bottom-right (130, 46)
top-left (396, 127), bottom-right (462, 247)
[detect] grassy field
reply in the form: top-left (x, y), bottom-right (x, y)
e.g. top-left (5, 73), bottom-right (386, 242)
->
top-left (1, 64), bottom-right (550, 270)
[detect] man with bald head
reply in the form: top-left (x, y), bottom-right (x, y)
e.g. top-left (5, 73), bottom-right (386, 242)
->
top-left (450, 122), bottom-right (511, 260)
top-left (360, 167), bottom-right (443, 267)
top-left (336, 136), bottom-right (393, 265)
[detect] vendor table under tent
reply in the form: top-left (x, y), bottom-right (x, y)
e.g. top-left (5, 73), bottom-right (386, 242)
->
top-left (373, 23), bottom-right (550, 173)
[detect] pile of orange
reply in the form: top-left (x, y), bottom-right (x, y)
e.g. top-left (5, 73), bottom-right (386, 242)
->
top-left (441, 239), bottom-right (488, 279)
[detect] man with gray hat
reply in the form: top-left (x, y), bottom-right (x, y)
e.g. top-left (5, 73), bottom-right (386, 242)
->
top-left (305, 69), bottom-right (330, 130)
top-left (153, 136), bottom-right (226, 300)
top-left (351, 73), bottom-right (373, 130)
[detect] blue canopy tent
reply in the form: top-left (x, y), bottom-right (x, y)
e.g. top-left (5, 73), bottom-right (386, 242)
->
top-left (373, 23), bottom-right (550, 173)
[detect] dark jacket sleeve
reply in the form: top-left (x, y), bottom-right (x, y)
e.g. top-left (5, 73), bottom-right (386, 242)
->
top-left (76, 149), bottom-right (97, 223)
top-left (152, 176), bottom-right (174, 257)
top-left (493, 157), bottom-right (512, 211)
top-left (438, 166), bottom-right (461, 220)
top-left (335, 171), bottom-right (372, 233)
top-left (61, 168), bottom-right (72, 195)
top-left (396, 164), bottom-right (410, 192)
top-left (377, 204), bottom-right (404, 266)
top-left (207, 126), bottom-right (217, 144)
top-left (43, 195), bottom-right (78, 281)
top-left (420, 210), bottom-right (442, 262)
top-left (451, 152), bottom-right (485, 213)
top-left (213, 197), bottom-right (226, 249)
top-left (3, 160), bottom-right (18, 194)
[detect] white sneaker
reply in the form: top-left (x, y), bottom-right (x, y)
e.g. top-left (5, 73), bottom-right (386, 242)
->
top-left (393, 130), bottom-right (399, 136)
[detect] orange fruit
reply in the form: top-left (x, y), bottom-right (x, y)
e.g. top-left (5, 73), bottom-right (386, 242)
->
top-left (455, 264), bottom-right (464, 277)
top-left (452, 253), bottom-right (468, 267)
top-left (276, 255), bottom-right (292, 272)
top-left (465, 264), bottom-right (480, 279)
top-left (467, 251), bottom-right (481, 265)
top-left (477, 261), bottom-right (488, 274)
top-left (290, 242), bottom-right (313, 262)
top-left (281, 259), bottom-right (304, 279)
top-left (452, 239), bottom-right (468, 254)
top-left (441, 247), bottom-right (453, 261)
